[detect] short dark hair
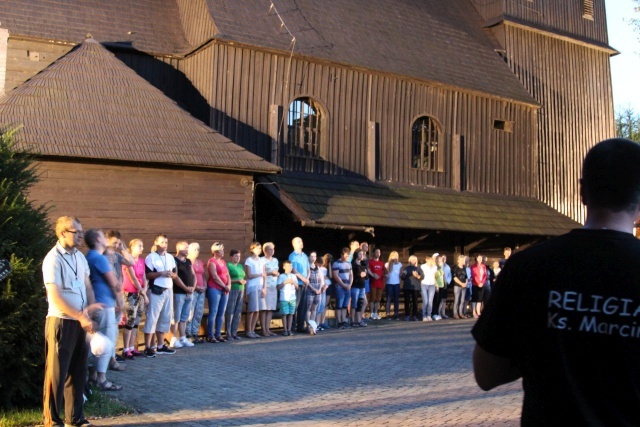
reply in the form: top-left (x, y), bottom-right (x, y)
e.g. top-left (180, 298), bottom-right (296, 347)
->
top-left (105, 230), bottom-right (121, 239)
top-left (282, 259), bottom-right (292, 266)
top-left (154, 234), bottom-right (167, 243)
top-left (582, 138), bottom-right (640, 212)
top-left (84, 228), bottom-right (102, 249)
top-left (341, 247), bottom-right (350, 255)
top-left (229, 249), bottom-right (240, 257)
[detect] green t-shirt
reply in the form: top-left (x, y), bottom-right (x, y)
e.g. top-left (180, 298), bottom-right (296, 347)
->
top-left (227, 261), bottom-right (246, 290)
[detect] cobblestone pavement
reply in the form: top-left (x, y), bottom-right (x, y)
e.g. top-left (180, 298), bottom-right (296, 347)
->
top-left (96, 318), bottom-right (522, 426)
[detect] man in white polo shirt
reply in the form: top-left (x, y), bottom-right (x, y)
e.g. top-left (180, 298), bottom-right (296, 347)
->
top-left (42, 216), bottom-right (102, 427)
top-left (143, 234), bottom-right (178, 357)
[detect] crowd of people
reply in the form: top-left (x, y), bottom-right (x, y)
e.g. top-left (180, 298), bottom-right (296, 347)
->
top-left (41, 216), bottom-right (509, 426)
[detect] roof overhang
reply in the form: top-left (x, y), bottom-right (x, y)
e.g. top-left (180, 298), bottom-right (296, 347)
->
top-left (258, 172), bottom-right (581, 237)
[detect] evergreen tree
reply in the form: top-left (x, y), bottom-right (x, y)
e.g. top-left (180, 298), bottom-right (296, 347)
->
top-left (0, 127), bottom-right (55, 409)
top-left (616, 107), bottom-right (640, 142)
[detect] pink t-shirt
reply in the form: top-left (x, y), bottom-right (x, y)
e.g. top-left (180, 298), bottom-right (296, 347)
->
top-left (192, 258), bottom-right (205, 289)
top-left (122, 258), bottom-right (145, 293)
top-left (207, 257), bottom-right (230, 290)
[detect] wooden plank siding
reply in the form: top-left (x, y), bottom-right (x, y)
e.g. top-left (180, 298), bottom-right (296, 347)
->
top-left (29, 160), bottom-right (257, 256)
top-left (4, 38), bottom-right (73, 94)
top-left (471, 0), bottom-right (609, 45)
top-left (177, 41), bottom-right (538, 198)
top-left (498, 23), bottom-right (615, 221)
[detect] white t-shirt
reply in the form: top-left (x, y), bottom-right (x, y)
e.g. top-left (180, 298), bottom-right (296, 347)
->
top-left (420, 264), bottom-right (438, 285)
top-left (277, 273), bottom-right (297, 302)
top-left (245, 256), bottom-right (265, 290)
top-left (319, 266), bottom-right (331, 286)
top-left (145, 251), bottom-right (176, 289)
top-left (385, 262), bottom-right (402, 285)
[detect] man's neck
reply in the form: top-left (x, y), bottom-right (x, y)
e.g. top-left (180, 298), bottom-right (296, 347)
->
top-left (59, 240), bottom-right (75, 252)
top-left (176, 253), bottom-right (186, 261)
top-left (156, 249), bottom-right (166, 256)
top-left (583, 206), bottom-right (638, 234)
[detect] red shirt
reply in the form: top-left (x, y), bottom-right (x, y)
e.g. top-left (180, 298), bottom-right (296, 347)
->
top-left (471, 263), bottom-right (487, 287)
top-left (369, 259), bottom-right (385, 289)
top-left (207, 257), bottom-right (230, 290)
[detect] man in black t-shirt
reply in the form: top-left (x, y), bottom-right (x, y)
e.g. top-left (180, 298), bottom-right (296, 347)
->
top-left (170, 241), bottom-right (195, 349)
top-left (472, 138), bottom-right (640, 426)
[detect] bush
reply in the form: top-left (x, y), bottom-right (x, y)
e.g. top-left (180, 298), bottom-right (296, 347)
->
top-left (0, 127), bottom-right (55, 409)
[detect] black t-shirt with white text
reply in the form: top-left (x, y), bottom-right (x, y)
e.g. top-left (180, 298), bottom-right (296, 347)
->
top-left (472, 229), bottom-right (640, 426)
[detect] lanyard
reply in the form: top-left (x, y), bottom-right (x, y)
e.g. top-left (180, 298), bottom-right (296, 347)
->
top-left (60, 251), bottom-right (78, 279)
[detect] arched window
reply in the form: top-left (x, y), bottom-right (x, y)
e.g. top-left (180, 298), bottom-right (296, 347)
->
top-left (287, 97), bottom-right (323, 158)
top-left (411, 116), bottom-right (441, 171)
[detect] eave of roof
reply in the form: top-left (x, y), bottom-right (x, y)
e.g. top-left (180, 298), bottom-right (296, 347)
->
top-left (0, 38), bottom-right (281, 174)
top-left (260, 172), bottom-right (581, 237)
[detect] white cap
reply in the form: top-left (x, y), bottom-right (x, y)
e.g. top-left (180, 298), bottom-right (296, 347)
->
top-left (432, 253), bottom-right (440, 258)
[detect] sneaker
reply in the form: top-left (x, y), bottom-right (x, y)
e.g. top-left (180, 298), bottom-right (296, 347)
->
top-left (359, 321), bottom-right (367, 327)
top-left (156, 345), bottom-right (176, 355)
top-left (425, 316), bottom-right (433, 322)
top-left (432, 315), bottom-right (441, 321)
top-left (122, 350), bottom-right (135, 360)
top-left (169, 337), bottom-right (183, 349)
top-left (180, 337), bottom-right (195, 347)
top-left (131, 349), bottom-right (144, 357)
top-left (114, 354), bottom-right (126, 363)
top-left (405, 316), bottom-right (411, 321)
top-left (143, 348), bottom-right (156, 358)
top-left (338, 322), bottom-right (346, 330)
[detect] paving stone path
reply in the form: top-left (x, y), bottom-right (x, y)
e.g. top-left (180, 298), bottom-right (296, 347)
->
top-left (96, 319), bottom-right (522, 426)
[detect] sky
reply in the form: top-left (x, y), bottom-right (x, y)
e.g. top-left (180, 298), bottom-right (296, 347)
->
top-left (606, 0), bottom-right (640, 113)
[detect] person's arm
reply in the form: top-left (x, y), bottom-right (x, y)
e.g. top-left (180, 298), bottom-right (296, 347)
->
top-left (332, 269), bottom-right (346, 290)
top-left (210, 262), bottom-right (229, 291)
top-left (46, 283), bottom-right (98, 332)
top-left (117, 243), bottom-right (135, 267)
top-left (473, 344), bottom-right (522, 391)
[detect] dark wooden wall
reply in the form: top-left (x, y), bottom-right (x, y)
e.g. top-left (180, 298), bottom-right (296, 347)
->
top-left (492, 23), bottom-right (615, 222)
top-left (29, 160), bottom-right (257, 259)
top-left (178, 41), bottom-right (538, 198)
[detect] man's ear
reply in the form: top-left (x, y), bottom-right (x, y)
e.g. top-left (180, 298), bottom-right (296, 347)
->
top-left (579, 178), bottom-right (587, 206)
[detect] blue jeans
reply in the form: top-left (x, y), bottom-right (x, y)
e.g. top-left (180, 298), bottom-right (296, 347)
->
top-left (386, 284), bottom-right (400, 316)
top-left (186, 290), bottom-right (205, 337)
top-left (206, 287), bottom-right (229, 338)
top-left (421, 284), bottom-right (436, 318)
top-left (453, 286), bottom-right (467, 317)
top-left (335, 285), bottom-right (351, 309)
top-left (225, 289), bottom-right (244, 337)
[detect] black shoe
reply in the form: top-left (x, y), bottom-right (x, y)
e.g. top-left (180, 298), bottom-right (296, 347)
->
top-left (143, 348), bottom-right (156, 358)
top-left (114, 354), bottom-right (126, 363)
top-left (156, 345), bottom-right (176, 355)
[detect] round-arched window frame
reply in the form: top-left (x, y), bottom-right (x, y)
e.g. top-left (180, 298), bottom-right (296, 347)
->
top-left (287, 97), bottom-right (323, 159)
top-left (411, 116), bottom-right (441, 171)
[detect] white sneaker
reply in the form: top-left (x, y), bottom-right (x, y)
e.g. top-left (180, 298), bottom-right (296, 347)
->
top-left (372, 313), bottom-right (378, 320)
top-left (432, 315), bottom-right (441, 321)
top-left (170, 337), bottom-right (183, 348)
top-left (422, 317), bottom-right (429, 322)
top-left (180, 337), bottom-right (194, 347)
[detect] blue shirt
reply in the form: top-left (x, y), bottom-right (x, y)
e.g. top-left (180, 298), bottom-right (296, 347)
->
top-left (443, 263), bottom-right (452, 285)
top-left (288, 251), bottom-right (309, 285)
top-left (86, 249), bottom-right (115, 307)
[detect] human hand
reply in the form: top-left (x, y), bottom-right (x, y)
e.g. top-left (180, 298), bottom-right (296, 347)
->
top-left (261, 288), bottom-right (267, 297)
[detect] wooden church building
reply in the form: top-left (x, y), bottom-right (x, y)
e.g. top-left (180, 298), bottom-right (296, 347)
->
top-left (0, 0), bottom-right (615, 257)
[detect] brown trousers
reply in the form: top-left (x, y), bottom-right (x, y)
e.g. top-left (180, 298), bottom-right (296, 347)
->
top-left (43, 317), bottom-right (88, 427)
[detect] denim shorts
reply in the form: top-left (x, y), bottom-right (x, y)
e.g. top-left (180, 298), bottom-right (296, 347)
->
top-left (350, 287), bottom-right (366, 309)
top-left (173, 292), bottom-right (193, 323)
top-left (335, 285), bottom-right (351, 309)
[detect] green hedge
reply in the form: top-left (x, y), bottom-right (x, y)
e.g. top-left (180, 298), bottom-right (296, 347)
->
top-left (0, 128), bottom-right (54, 409)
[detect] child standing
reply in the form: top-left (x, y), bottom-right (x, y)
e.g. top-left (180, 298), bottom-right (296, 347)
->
top-left (277, 260), bottom-right (298, 336)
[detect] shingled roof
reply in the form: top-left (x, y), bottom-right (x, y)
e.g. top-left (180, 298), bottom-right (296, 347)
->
top-left (205, 0), bottom-right (537, 105)
top-left (0, 38), bottom-right (281, 174)
top-left (261, 172), bottom-right (580, 236)
top-left (0, 0), bottom-right (192, 54)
